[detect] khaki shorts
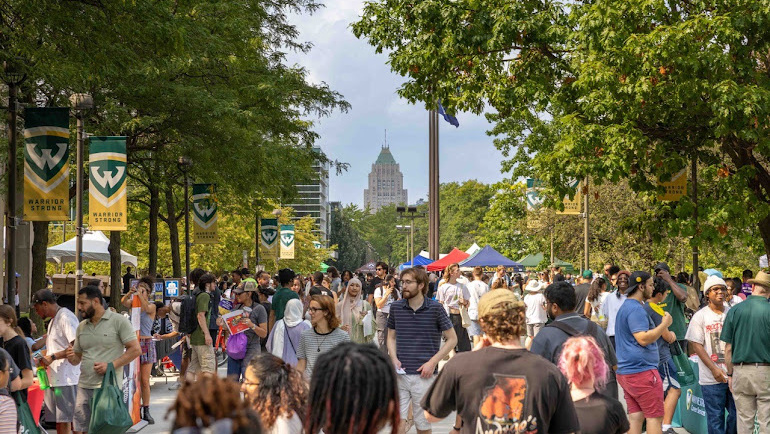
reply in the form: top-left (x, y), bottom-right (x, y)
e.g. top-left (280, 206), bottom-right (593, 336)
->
top-left (188, 344), bottom-right (216, 374)
top-left (398, 374), bottom-right (435, 431)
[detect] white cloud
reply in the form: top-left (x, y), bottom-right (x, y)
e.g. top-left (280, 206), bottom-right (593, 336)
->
top-left (288, 0), bottom-right (509, 206)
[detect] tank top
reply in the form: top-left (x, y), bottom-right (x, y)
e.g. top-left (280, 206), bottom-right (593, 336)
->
top-left (140, 310), bottom-right (154, 337)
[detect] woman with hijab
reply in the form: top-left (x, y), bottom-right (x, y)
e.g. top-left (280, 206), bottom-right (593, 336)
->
top-left (266, 299), bottom-right (311, 367)
top-left (336, 278), bottom-right (374, 344)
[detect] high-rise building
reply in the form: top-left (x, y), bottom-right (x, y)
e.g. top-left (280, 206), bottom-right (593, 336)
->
top-left (288, 147), bottom-right (330, 243)
top-left (364, 145), bottom-right (408, 213)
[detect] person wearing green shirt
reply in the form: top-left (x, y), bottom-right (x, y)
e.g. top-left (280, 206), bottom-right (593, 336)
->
top-left (721, 270), bottom-right (770, 434)
top-left (270, 268), bottom-right (300, 329)
top-left (189, 273), bottom-right (216, 378)
top-left (654, 263), bottom-right (688, 347)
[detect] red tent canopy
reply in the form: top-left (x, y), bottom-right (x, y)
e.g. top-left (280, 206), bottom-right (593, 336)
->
top-left (426, 248), bottom-right (470, 272)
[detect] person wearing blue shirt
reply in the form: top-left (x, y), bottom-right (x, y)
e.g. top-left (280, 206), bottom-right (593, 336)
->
top-left (615, 271), bottom-right (673, 434)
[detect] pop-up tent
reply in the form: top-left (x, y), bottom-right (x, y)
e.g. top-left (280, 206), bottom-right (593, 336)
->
top-left (47, 231), bottom-right (138, 266)
top-left (426, 248), bottom-right (470, 272)
top-left (398, 254), bottom-right (434, 270)
top-left (518, 253), bottom-right (575, 274)
top-left (356, 261), bottom-right (377, 274)
top-left (460, 245), bottom-right (525, 272)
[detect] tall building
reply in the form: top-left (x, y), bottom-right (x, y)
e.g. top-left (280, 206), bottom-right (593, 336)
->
top-left (364, 145), bottom-right (408, 213)
top-left (288, 147), bottom-right (330, 243)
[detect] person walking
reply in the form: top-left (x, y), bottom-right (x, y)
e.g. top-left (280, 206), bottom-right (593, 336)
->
top-left (373, 275), bottom-right (399, 350)
top-left (296, 295), bottom-right (349, 379)
top-left (32, 289), bottom-right (81, 434)
top-left (584, 277), bottom-right (608, 325)
top-left (686, 275), bottom-right (736, 434)
top-left (242, 354), bottom-right (306, 433)
top-left (466, 266), bottom-right (489, 346)
top-left (120, 276), bottom-right (157, 424)
top-left (421, 288), bottom-right (580, 434)
top-left (266, 299), bottom-right (310, 366)
top-left (337, 277), bottom-right (374, 344)
top-left (614, 271), bottom-right (672, 434)
top-left (188, 272), bottom-right (217, 379)
top-left (523, 279), bottom-right (547, 347)
top-left (721, 270), bottom-right (770, 433)
top-left (558, 336), bottom-right (629, 434)
top-left (436, 263), bottom-right (471, 353)
top-left (574, 270), bottom-right (593, 313)
top-left (388, 267), bottom-right (457, 434)
top-left (602, 270), bottom-right (630, 349)
top-left (218, 281), bottom-right (268, 381)
top-left (65, 285), bottom-right (141, 433)
top-left (271, 269), bottom-right (300, 329)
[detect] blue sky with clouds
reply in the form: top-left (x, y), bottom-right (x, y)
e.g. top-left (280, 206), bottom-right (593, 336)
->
top-left (287, 1), bottom-right (509, 207)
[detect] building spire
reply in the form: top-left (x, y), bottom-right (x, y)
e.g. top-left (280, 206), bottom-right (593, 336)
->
top-left (383, 129), bottom-right (388, 149)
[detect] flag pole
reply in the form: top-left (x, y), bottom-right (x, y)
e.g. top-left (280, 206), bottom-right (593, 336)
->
top-left (428, 109), bottom-right (439, 260)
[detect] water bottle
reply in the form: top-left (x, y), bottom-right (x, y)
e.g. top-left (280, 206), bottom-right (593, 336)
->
top-left (36, 366), bottom-right (50, 390)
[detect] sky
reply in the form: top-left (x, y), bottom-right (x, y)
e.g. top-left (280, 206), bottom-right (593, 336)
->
top-left (287, 1), bottom-right (509, 207)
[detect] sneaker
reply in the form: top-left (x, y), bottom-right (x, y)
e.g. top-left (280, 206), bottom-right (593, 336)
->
top-left (169, 381), bottom-right (182, 390)
top-left (663, 428), bottom-right (677, 434)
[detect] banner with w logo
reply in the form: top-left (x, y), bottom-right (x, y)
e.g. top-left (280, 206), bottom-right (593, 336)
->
top-left (279, 224), bottom-right (295, 259)
top-left (193, 184), bottom-right (218, 244)
top-left (260, 218), bottom-right (278, 251)
top-left (89, 137), bottom-right (128, 230)
top-left (23, 108), bottom-right (70, 221)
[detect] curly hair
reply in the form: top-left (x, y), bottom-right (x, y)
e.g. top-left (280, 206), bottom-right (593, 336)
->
top-left (478, 300), bottom-right (526, 342)
top-left (244, 354), bottom-right (307, 429)
top-left (169, 374), bottom-right (260, 432)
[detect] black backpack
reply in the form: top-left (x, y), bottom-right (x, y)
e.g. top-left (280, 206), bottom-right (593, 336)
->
top-left (178, 289), bottom-right (202, 335)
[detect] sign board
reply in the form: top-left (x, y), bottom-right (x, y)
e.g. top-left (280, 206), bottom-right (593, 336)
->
top-left (658, 169), bottom-right (687, 201)
top-left (556, 179), bottom-right (582, 215)
top-left (165, 279), bottom-right (180, 298)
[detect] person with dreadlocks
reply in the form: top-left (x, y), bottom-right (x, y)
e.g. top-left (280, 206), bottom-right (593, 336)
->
top-left (242, 353), bottom-right (306, 433)
top-left (305, 342), bottom-right (399, 434)
top-left (170, 375), bottom-right (263, 434)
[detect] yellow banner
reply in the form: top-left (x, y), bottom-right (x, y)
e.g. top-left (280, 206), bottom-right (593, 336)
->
top-left (193, 184), bottom-right (218, 244)
top-left (556, 180), bottom-right (583, 215)
top-left (23, 108), bottom-right (70, 221)
top-left (658, 169), bottom-right (687, 201)
top-left (88, 137), bottom-right (128, 230)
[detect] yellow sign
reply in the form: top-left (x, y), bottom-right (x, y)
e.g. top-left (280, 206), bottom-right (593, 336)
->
top-left (556, 180), bottom-right (583, 215)
top-left (658, 169), bottom-right (687, 201)
top-left (23, 108), bottom-right (70, 221)
top-left (88, 137), bottom-right (128, 230)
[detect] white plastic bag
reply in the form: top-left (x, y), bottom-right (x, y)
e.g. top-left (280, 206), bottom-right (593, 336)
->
top-left (362, 310), bottom-right (374, 337)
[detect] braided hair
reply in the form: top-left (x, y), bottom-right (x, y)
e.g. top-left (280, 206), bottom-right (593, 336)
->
top-left (305, 343), bottom-right (399, 434)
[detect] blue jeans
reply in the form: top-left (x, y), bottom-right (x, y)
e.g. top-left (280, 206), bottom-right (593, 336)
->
top-left (701, 383), bottom-right (737, 434)
top-left (227, 357), bottom-right (246, 381)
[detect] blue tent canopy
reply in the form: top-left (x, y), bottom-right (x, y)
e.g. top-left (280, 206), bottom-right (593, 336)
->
top-left (398, 254), bottom-right (434, 270)
top-left (459, 244), bottom-right (525, 272)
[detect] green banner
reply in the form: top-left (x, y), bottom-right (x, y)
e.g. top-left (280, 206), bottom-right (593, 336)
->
top-left (260, 218), bottom-right (278, 250)
top-left (193, 184), bottom-right (218, 244)
top-left (89, 137), bottom-right (127, 230)
top-left (23, 107), bottom-right (70, 221)
top-left (280, 224), bottom-right (295, 259)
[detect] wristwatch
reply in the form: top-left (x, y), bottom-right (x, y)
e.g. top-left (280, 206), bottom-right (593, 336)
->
top-left (51, 353), bottom-right (56, 361)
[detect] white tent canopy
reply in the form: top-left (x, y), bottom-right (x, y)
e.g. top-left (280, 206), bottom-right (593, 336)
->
top-left (465, 243), bottom-right (481, 256)
top-left (47, 231), bottom-right (138, 266)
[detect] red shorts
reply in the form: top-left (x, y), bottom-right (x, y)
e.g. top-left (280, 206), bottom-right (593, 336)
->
top-left (617, 369), bottom-right (664, 417)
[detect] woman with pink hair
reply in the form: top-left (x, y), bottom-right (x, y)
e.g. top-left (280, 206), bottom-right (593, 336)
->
top-left (559, 336), bottom-right (630, 434)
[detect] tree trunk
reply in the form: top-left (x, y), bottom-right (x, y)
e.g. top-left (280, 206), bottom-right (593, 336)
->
top-left (759, 214), bottom-right (770, 262)
top-left (108, 231), bottom-right (123, 310)
top-left (165, 183), bottom-right (182, 278)
top-left (29, 221), bottom-right (49, 334)
top-left (148, 184), bottom-right (160, 275)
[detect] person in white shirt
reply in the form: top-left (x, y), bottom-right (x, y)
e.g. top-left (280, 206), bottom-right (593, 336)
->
top-left (685, 275), bottom-right (737, 434)
top-left (373, 275), bottom-right (399, 351)
top-left (466, 266), bottom-right (490, 345)
top-left (523, 279), bottom-right (547, 348)
top-left (436, 263), bottom-right (472, 352)
top-left (32, 289), bottom-right (81, 434)
top-left (601, 270), bottom-right (630, 349)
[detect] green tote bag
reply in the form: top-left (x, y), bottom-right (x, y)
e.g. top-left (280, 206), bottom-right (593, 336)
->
top-left (88, 363), bottom-right (133, 434)
top-left (16, 392), bottom-right (40, 434)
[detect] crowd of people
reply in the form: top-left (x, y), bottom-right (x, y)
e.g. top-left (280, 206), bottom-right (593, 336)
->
top-left (4, 259), bottom-right (769, 434)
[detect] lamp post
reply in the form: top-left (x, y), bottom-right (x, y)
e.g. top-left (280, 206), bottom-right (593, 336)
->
top-left (2, 60), bottom-right (26, 302)
top-left (69, 93), bottom-right (93, 293)
top-left (396, 206), bottom-right (425, 267)
top-left (177, 156), bottom-right (192, 289)
top-left (396, 225), bottom-right (411, 265)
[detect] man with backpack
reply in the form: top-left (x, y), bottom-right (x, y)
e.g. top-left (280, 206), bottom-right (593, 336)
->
top-left (178, 270), bottom-right (217, 378)
top-left (530, 281), bottom-right (618, 399)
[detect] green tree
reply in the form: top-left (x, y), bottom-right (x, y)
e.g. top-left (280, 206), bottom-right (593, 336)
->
top-left (439, 180), bottom-right (495, 252)
top-left (329, 204), bottom-right (369, 271)
top-left (353, 0), bottom-right (770, 259)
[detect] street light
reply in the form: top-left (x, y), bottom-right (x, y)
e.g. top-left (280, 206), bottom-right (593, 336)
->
top-left (177, 156), bottom-right (192, 289)
top-left (396, 224), bottom-right (412, 265)
top-left (2, 59), bottom-right (26, 302)
top-left (69, 93), bottom-right (93, 293)
top-left (396, 206), bottom-right (425, 267)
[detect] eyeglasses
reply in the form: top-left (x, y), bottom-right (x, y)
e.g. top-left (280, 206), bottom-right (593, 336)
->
top-left (308, 307), bottom-right (326, 313)
top-left (711, 288), bottom-right (727, 293)
top-left (402, 279), bottom-right (415, 285)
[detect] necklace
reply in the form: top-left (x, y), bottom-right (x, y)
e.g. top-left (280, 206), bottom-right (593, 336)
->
top-left (315, 328), bottom-right (330, 352)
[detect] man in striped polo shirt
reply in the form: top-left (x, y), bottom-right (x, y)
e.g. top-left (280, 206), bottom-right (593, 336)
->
top-left (388, 267), bottom-right (457, 434)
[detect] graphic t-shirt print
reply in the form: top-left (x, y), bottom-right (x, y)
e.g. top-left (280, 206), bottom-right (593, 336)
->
top-left (478, 374), bottom-right (538, 433)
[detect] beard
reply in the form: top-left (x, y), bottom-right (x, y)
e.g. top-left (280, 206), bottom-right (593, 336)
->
top-left (81, 306), bottom-right (96, 320)
top-left (402, 288), bottom-right (419, 300)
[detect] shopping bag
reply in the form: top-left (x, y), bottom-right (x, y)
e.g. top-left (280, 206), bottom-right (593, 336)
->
top-left (459, 305), bottom-right (472, 328)
top-left (226, 333), bottom-right (248, 360)
top-left (16, 393), bottom-right (40, 434)
top-left (89, 362), bottom-right (133, 434)
top-left (362, 310), bottom-right (374, 337)
top-left (670, 341), bottom-right (696, 386)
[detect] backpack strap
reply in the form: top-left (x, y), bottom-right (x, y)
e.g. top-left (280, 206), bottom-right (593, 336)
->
top-left (545, 320), bottom-right (581, 337)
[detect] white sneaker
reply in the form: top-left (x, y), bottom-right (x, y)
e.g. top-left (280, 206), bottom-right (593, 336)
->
top-left (168, 382), bottom-right (182, 390)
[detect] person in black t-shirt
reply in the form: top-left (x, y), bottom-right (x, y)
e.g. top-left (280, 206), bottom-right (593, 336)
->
top-left (0, 306), bottom-right (32, 401)
top-left (122, 266), bottom-right (135, 294)
top-left (558, 335), bottom-right (629, 434)
top-left (308, 272), bottom-right (336, 300)
top-left (422, 289), bottom-right (580, 434)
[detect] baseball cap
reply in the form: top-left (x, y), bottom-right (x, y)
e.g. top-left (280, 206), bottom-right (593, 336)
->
top-left (627, 271), bottom-right (652, 293)
top-left (653, 262), bottom-right (670, 273)
top-left (478, 289), bottom-right (523, 318)
top-left (32, 289), bottom-right (57, 304)
top-left (582, 269), bottom-right (593, 279)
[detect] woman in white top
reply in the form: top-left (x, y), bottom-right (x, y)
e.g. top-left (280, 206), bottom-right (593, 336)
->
top-left (436, 263), bottom-right (471, 352)
top-left (523, 279), bottom-right (547, 348)
top-left (242, 353), bottom-right (306, 434)
top-left (583, 278), bottom-right (609, 326)
top-left (466, 266), bottom-right (490, 345)
top-left (373, 274), bottom-right (399, 351)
